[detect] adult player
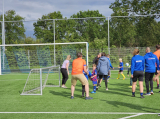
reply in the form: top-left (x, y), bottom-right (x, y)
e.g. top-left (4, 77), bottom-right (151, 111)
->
top-left (153, 45), bottom-right (160, 89)
top-left (131, 49), bottom-right (145, 98)
top-left (71, 52), bottom-right (93, 100)
top-left (61, 55), bottom-right (71, 88)
top-left (97, 52), bottom-right (110, 90)
top-left (144, 47), bottom-right (159, 95)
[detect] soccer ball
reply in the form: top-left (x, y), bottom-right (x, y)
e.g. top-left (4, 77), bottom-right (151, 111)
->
top-left (125, 63), bottom-right (129, 67)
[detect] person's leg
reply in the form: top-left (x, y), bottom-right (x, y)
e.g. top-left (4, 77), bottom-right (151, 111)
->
top-left (139, 81), bottom-right (143, 94)
top-left (104, 75), bottom-right (108, 90)
top-left (63, 70), bottom-right (68, 86)
top-left (117, 72), bottom-right (120, 79)
top-left (61, 68), bottom-right (65, 86)
top-left (98, 75), bottom-right (103, 86)
top-left (71, 85), bottom-right (75, 97)
top-left (85, 82), bottom-right (89, 97)
top-left (71, 75), bottom-right (77, 99)
top-left (121, 72), bottom-right (125, 80)
top-left (132, 81), bottom-right (137, 96)
top-left (145, 72), bottom-right (150, 94)
top-left (82, 85), bottom-right (85, 96)
top-left (149, 73), bottom-right (154, 93)
top-left (130, 77), bottom-right (133, 86)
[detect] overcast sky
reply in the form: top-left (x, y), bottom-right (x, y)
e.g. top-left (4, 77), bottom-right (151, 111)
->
top-left (0, 0), bottom-right (114, 37)
top-left (0, 0), bottom-right (113, 20)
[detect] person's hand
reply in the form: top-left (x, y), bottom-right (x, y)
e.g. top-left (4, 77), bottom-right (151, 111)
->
top-left (113, 67), bottom-right (114, 69)
top-left (131, 75), bottom-right (133, 78)
top-left (127, 75), bottom-right (129, 77)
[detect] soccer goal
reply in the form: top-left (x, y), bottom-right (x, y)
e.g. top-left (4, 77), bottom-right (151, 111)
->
top-left (21, 65), bottom-right (61, 95)
top-left (0, 42), bottom-right (89, 95)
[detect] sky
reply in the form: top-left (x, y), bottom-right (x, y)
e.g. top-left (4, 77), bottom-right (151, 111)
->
top-left (0, 0), bottom-right (114, 37)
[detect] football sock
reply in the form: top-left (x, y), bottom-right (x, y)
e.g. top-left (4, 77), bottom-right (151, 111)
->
top-left (93, 86), bottom-right (96, 92)
top-left (122, 74), bottom-right (125, 79)
top-left (132, 92), bottom-right (135, 95)
top-left (140, 93), bottom-right (143, 96)
top-left (117, 74), bottom-right (120, 78)
top-left (107, 76), bottom-right (110, 80)
top-left (157, 84), bottom-right (159, 87)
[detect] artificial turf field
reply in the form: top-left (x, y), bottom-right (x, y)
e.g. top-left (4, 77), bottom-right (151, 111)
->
top-left (0, 70), bottom-right (160, 119)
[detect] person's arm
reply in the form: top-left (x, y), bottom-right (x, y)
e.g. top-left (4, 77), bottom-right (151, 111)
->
top-left (131, 58), bottom-right (135, 78)
top-left (66, 62), bottom-right (69, 75)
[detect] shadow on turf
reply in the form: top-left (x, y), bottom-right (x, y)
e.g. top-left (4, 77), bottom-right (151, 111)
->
top-left (100, 100), bottom-right (160, 113)
top-left (49, 90), bottom-right (82, 99)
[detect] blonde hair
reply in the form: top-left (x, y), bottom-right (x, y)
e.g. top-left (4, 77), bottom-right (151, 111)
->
top-left (133, 49), bottom-right (139, 56)
top-left (119, 58), bottom-right (122, 61)
top-left (66, 55), bottom-right (71, 60)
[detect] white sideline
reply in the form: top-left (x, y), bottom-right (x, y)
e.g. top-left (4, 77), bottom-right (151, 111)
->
top-left (0, 112), bottom-right (159, 114)
top-left (119, 113), bottom-right (144, 119)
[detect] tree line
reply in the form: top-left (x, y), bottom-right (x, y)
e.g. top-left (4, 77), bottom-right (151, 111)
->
top-left (0, 0), bottom-right (160, 49)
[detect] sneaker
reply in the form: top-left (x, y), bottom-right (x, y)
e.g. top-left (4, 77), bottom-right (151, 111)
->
top-left (141, 95), bottom-right (145, 98)
top-left (159, 91), bottom-right (160, 93)
top-left (106, 88), bottom-right (108, 91)
top-left (132, 94), bottom-right (135, 97)
top-left (91, 91), bottom-right (96, 94)
top-left (71, 96), bottom-right (74, 99)
top-left (144, 93), bottom-right (151, 96)
top-left (96, 87), bottom-right (98, 90)
top-left (85, 96), bottom-right (93, 100)
top-left (61, 85), bottom-right (67, 88)
top-left (117, 78), bottom-right (119, 79)
top-left (128, 86), bottom-right (132, 88)
top-left (150, 91), bottom-right (154, 95)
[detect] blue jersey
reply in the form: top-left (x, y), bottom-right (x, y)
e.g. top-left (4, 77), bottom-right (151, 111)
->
top-left (91, 69), bottom-right (97, 82)
top-left (119, 62), bottom-right (123, 71)
top-left (131, 55), bottom-right (144, 75)
top-left (144, 52), bottom-right (159, 73)
top-left (107, 57), bottom-right (113, 69)
top-left (83, 70), bottom-right (92, 80)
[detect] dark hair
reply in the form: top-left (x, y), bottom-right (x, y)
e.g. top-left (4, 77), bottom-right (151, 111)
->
top-left (156, 45), bottom-right (160, 49)
top-left (77, 52), bottom-right (83, 58)
top-left (106, 54), bottom-right (110, 57)
top-left (101, 52), bottom-right (106, 56)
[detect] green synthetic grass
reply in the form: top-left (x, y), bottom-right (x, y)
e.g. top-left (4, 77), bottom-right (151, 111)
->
top-left (0, 71), bottom-right (160, 119)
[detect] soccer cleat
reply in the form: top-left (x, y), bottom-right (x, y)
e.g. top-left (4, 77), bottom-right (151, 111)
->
top-left (117, 78), bottom-right (119, 79)
top-left (159, 91), bottom-right (160, 93)
top-left (61, 85), bottom-right (67, 88)
top-left (96, 87), bottom-right (98, 90)
top-left (132, 94), bottom-right (135, 97)
top-left (144, 93), bottom-right (151, 96)
top-left (150, 91), bottom-right (154, 95)
top-left (106, 88), bottom-right (108, 91)
top-left (128, 86), bottom-right (132, 88)
top-left (85, 96), bottom-right (93, 100)
top-left (91, 91), bottom-right (96, 94)
top-left (141, 95), bottom-right (145, 98)
top-left (71, 96), bottom-right (74, 99)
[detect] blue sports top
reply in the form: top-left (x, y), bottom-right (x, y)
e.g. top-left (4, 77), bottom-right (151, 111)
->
top-left (131, 54), bottom-right (144, 75)
top-left (107, 57), bottom-right (113, 69)
top-left (119, 62), bottom-right (123, 70)
top-left (83, 70), bottom-right (92, 80)
top-left (144, 52), bottom-right (159, 73)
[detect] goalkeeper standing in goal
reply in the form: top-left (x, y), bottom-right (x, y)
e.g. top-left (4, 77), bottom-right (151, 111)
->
top-left (61, 55), bottom-right (71, 88)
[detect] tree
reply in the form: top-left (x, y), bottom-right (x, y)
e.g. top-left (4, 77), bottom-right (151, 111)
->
top-left (70, 10), bottom-right (106, 42)
top-left (0, 10), bottom-right (25, 44)
top-left (33, 11), bottom-right (67, 43)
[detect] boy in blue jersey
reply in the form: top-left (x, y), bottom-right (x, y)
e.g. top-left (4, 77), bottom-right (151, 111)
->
top-left (82, 66), bottom-right (92, 97)
top-left (117, 58), bottom-right (125, 80)
top-left (144, 47), bottom-right (159, 95)
top-left (90, 64), bottom-right (98, 93)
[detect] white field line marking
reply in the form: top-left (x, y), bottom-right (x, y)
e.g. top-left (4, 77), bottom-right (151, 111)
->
top-left (119, 113), bottom-right (144, 119)
top-left (0, 112), bottom-right (159, 114)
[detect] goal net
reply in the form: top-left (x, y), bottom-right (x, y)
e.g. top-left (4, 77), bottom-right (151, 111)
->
top-left (21, 65), bottom-right (61, 95)
top-left (0, 42), bottom-right (88, 95)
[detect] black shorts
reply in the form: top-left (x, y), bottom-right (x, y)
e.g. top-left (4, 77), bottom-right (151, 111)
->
top-left (155, 67), bottom-right (158, 75)
top-left (119, 70), bottom-right (123, 72)
top-left (132, 71), bottom-right (144, 82)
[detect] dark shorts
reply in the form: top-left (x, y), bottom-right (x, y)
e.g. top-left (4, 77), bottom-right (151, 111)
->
top-left (145, 72), bottom-right (154, 81)
top-left (155, 67), bottom-right (158, 75)
top-left (119, 70), bottom-right (123, 72)
top-left (132, 71), bottom-right (144, 82)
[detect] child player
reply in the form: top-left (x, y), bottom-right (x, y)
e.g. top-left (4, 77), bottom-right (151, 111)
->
top-left (117, 58), bottom-right (125, 80)
top-left (82, 66), bottom-right (92, 97)
top-left (91, 64), bottom-right (98, 93)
